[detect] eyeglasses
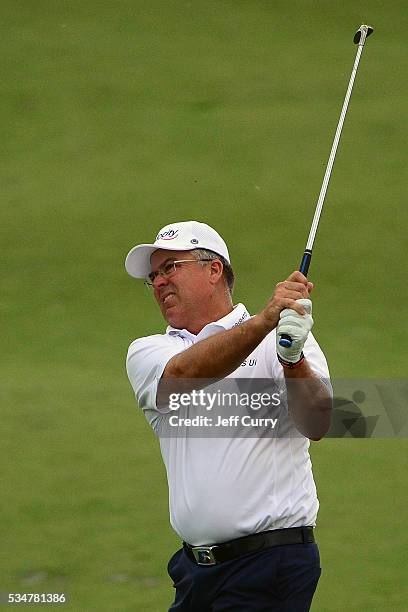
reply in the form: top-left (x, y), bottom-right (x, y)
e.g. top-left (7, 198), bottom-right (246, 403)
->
top-left (145, 259), bottom-right (213, 287)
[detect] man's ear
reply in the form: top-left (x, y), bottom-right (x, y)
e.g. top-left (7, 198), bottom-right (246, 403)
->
top-left (208, 259), bottom-right (224, 285)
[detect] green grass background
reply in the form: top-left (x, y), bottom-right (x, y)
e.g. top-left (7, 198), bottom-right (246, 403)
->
top-left (1, 1), bottom-right (407, 610)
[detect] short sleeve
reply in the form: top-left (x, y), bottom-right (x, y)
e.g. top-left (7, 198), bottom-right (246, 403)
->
top-left (303, 332), bottom-right (330, 379)
top-left (126, 334), bottom-right (185, 414)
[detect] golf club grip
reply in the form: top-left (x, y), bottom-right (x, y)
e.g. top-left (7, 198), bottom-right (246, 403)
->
top-left (299, 249), bottom-right (312, 276)
top-left (278, 250), bottom-right (312, 348)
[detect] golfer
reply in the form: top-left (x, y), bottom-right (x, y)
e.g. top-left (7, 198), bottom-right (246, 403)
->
top-left (125, 221), bottom-right (332, 611)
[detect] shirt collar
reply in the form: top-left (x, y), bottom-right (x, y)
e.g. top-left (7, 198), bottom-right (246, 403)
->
top-left (166, 303), bottom-right (251, 341)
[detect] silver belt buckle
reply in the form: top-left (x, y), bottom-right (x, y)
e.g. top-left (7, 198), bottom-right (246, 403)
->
top-left (191, 546), bottom-right (217, 566)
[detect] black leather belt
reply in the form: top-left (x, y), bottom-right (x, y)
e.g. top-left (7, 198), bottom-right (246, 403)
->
top-left (183, 527), bottom-right (315, 566)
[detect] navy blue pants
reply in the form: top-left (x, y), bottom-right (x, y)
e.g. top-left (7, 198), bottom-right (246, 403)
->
top-left (168, 543), bottom-right (321, 611)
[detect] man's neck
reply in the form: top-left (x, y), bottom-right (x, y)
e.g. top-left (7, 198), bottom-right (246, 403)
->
top-left (186, 303), bottom-right (234, 335)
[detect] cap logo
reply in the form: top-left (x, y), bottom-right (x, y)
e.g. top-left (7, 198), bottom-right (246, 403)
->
top-left (156, 228), bottom-right (179, 241)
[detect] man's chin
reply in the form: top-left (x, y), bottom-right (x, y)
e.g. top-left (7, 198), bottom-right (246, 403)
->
top-left (162, 307), bottom-right (184, 329)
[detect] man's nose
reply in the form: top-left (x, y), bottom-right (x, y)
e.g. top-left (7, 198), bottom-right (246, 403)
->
top-left (153, 274), bottom-right (168, 290)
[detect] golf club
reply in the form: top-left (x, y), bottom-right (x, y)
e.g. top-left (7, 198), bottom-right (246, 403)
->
top-left (279, 24), bottom-right (374, 348)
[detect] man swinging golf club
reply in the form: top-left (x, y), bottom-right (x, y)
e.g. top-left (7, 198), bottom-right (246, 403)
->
top-left (125, 220), bottom-right (332, 611)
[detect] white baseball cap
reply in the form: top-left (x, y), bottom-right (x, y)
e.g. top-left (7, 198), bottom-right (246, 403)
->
top-left (125, 221), bottom-right (230, 278)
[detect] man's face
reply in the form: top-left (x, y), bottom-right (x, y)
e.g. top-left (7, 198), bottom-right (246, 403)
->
top-left (149, 249), bottom-right (214, 330)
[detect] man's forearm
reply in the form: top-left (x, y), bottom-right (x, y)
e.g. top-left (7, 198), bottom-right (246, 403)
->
top-left (162, 314), bottom-right (270, 380)
top-left (162, 271), bottom-right (313, 381)
top-left (284, 360), bottom-right (332, 440)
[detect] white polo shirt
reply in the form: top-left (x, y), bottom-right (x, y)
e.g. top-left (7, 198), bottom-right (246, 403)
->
top-left (126, 304), bottom-right (331, 546)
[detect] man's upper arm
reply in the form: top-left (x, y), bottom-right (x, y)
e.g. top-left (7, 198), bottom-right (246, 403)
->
top-left (126, 335), bottom-right (183, 412)
top-left (302, 332), bottom-right (333, 397)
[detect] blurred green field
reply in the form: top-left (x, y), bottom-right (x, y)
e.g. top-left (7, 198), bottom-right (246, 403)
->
top-left (1, 1), bottom-right (407, 610)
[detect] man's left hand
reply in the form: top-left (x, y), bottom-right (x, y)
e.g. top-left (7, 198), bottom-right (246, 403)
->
top-left (276, 298), bottom-right (314, 364)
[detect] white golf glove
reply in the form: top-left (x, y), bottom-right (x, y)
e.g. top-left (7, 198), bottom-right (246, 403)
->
top-left (276, 298), bottom-right (314, 364)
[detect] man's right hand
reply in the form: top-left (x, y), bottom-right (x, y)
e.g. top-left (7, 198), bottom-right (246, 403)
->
top-left (258, 271), bottom-right (313, 332)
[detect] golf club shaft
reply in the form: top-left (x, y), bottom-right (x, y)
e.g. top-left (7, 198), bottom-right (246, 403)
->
top-left (279, 25), bottom-right (372, 349)
top-left (299, 26), bottom-right (370, 276)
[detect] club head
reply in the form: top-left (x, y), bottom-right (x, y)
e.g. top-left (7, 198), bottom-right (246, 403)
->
top-left (353, 24), bottom-right (374, 44)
